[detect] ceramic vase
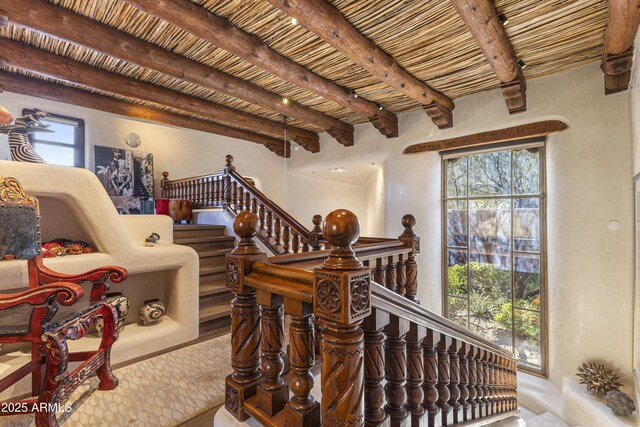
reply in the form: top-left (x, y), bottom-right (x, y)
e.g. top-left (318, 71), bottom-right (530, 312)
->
top-left (94, 292), bottom-right (130, 336)
top-left (139, 299), bottom-right (166, 325)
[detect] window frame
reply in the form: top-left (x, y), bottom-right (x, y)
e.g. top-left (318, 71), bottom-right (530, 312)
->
top-left (440, 139), bottom-right (548, 377)
top-left (22, 109), bottom-right (85, 168)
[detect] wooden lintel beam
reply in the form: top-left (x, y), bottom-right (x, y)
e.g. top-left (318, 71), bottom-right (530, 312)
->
top-left (0, 72), bottom-right (289, 157)
top-left (449, 0), bottom-right (526, 114)
top-left (602, 0), bottom-right (640, 94)
top-left (403, 120), bottom-right (568, 154)
top-left (0, 38), bottom-right (319, 153)
top-left (0, 0), bottom-right (352, 147)
top-left (120, 0), bottom-right (399, 138)
top-left (266, 0), bottom-right (455, 129)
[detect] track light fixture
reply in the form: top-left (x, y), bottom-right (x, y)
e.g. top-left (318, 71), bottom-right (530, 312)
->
top-left (517, 59), bottom-right (527, 69)
top-left (498, 13), bottom-right (509, 26)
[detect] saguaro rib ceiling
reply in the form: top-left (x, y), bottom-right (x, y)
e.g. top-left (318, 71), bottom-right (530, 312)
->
top-left (119, 0), bottom-right (400, 138)
top-left (0, 72), bottom-right (290, 156)
top-left (0, 0), bottom-right (353, 146)
top-left (601, 0), bottom-right (640, 94)
top-left (449, 0), bottom-right (526, 113)
top-left (0, 38), bottom-right (321, 153)
top-left (266, 0), bottom-right (455, 129)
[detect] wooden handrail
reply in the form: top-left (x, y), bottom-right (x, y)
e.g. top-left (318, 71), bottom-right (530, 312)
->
top-left (224, 210), bottom-right (518, 427)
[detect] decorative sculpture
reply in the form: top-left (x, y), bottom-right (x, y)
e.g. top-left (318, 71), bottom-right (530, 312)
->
top-left (576, 361), bottom-right (623, 396)
top-left (139, 298), bottom-right (166, 325)
top-left (0, 108), bottom-right (50, 163)
top-left (605, 390), bottom-right (636, 417)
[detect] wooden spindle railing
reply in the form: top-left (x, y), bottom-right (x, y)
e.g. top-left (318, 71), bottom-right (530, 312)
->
top-left (223, 210), bottom-right (518, 427)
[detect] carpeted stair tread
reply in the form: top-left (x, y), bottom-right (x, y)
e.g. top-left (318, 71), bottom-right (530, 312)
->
top-left (200, 280), bottom-right (229, 297)
top-left (199, 299), bottom-right (231, 322)
top-left (197, 248), bottom-right (233, 258)
top-left (200, 265), bottom-right (226, 276)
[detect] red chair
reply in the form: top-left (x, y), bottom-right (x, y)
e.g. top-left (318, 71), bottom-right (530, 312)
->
top-left (0, 177), bottom-right (127, 427)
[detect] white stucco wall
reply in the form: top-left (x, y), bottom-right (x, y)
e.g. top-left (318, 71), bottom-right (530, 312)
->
top-left (286, 63), bottom-right (634, 390)
top-left (0, 92), bottom-right (286, 205)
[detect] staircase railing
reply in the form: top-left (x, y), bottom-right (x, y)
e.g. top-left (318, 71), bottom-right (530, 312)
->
top-left (223, 210), bottom-right (518, 427)
top-left (161, 154), bottom-right (401, 256)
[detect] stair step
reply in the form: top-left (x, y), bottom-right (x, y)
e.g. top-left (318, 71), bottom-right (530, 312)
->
top-left (173, 224), bottom-right (226, 231)
top-left (197, 248), bottom-right (232, 258)
top-left (200, 280), bottom-right (229, 297)
top-left (199, 297), bottom-right (232, 323)
top-left (174, 235), bottom-right (235, 245)
top-left (200, 265), bottom-right (226, 276)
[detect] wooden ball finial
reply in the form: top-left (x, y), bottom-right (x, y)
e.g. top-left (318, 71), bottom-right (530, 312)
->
top-left (401, 214), bottom-right (417, 237)
top-left (162, 171), bottom-right (169, 179)
top-left (312, 214), bottom-right (323, 227)
top-left (321, 209), bottom-right (362, 270)
top-left (231, 212), bottom-right (261, 254)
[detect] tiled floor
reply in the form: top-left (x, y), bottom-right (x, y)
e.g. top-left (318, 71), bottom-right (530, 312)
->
top-left (4, 333), bottom-right (232, 427)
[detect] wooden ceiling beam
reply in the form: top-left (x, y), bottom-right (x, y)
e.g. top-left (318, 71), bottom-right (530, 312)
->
top-left (403, 120), bottom-right (568, 154)
top-left (0, 38), bottom-right (319, 153)
top-left (119, 0), bottom-right (399, 138)
top-left (266, 0), bottom-right (455, 129)
top-left (0, 0), bottom-right (353, 147)
top-left (449, 0), bottom-right (526, 114)
top-left (0, 72), bottom-right (289, 156)
top-left (602, 0), bottom-right (640, 94)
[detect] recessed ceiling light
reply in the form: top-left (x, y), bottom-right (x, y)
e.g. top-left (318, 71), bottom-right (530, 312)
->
top-left (282, 97), bottom-right (290, 105)
top-left (291, 17), bottom-right (298, 25)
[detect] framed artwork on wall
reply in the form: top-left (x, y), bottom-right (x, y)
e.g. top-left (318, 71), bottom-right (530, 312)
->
top-left (94, 145), bottom-right (154, 214)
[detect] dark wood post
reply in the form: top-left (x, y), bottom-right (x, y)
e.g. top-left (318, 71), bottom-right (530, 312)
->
top-left (362, 307), bottom-right (390, 427)
top-left (398, 215), bottom-right (420, 302)
top-left (225, 211), bottom-right (267, 421)
top-left (256, 290), bottom-right (287, 416)
top-left (467, 345), bottom-right (478, 420)
top-left (405, 322), bottom-right (427, 426)
top-left (383, 314), bottom-right (409, 427)
top-left (374, 258), bottom-right (386, 287)
top-left (385, 256), bottom-right (397, 293)
top-left (309, 214), bottom-right (323, 251)
top-left (436, 335), bottom-right (452, 426)
top-left (422, 329), bottom-right (440, 427)
top-left (448, 339), bottom-right (461, 423)
top-left (458, 342), bottom-right (470, 421)
top-left (285, 301), bottom-right (320, 426)
top-left (396, 255), bottom-right (407, 296)
top-left (314, 209), bottom-right (371, 427)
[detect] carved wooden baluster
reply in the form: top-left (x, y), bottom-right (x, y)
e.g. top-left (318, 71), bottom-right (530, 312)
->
top-left (266, 210), bottom-right (273, 238)
top-left (396, 255), bottom-right (407, 297)
top-left (190, 179), bottom-right (195, 201)
top-left (374, 258), bottom-right (386, 286)
top-left (259, 204), bottom-right (265, 234)
top-left (495, 356), bottom-right (503, 414)
top-left (209, 176), bottom-right (214, 206)
top-left (405, 322), bottom-right (427, 426)
top-left (448, 339), bottom-right (461, 423)
top-left (422, 329), bottom-right (439, 427)
top-left (384, 314), bottom-right (409, 426)
top-left (238, 186), bottom-right (244, 212)
top-left (274, 218), bottom-right (282, 250)
top-left (232, 181), bottom-right (238, 211)
top-left (251, 196), bottom-right (257, 214)
top-left (362, 308), bottom-right (390, 427)
top-left (283, 225), bottom-right (291, 253)
top-left (458, 342), bottom-right (470, 422)
top-left (197, 178), bottom-right (203, 207)
top-left (225, 176), bottom-right (232, 208)
top-left (285, 304), bottom-right (320, 425)
top-left (475, 348), bottom-right (485, 418)
top-left (161, 171), bottom-right (169, 198)
top-left (314, 209), bottom-right (371, 426)
top-left (292, 232), bottom-right (300, 253)
top-left (398, 214), bottom-right (420, 302)
top-left (385, 256), bottom-right (397, 293)
top-left (482, 351), bottom-right (491, 417)
top-left (225, 211), bottom-right (266, 421)
top-left (256, 291), bottom-right (287, 416)
top-left (511, 360), bottom-right (518, 411)
top-left (467, 345), bottom-right (478, 420)
top-left (213, 176), bottom-right (218, 203)
top-left (436, 335), bottom-right (452, 426)
top-left (301, 238), bottom-right (309, 253)
top-left (310, 214), bottom-right (323, 251)
top-left (489, 354), bottom-right (497, 415)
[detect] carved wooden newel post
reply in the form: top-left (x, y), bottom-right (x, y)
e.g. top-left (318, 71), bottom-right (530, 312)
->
top-left (398, 215), bottom-right (420, 302)
top-left (314, 209), bottom-right (371, 426)
top-left (225, 212), bottom-right (266, 421)
top-left (223, 154), bottom-right (236, 210)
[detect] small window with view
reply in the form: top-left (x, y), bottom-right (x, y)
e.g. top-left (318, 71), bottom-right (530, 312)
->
top-left (23, 109), bottom-right (85, 167)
